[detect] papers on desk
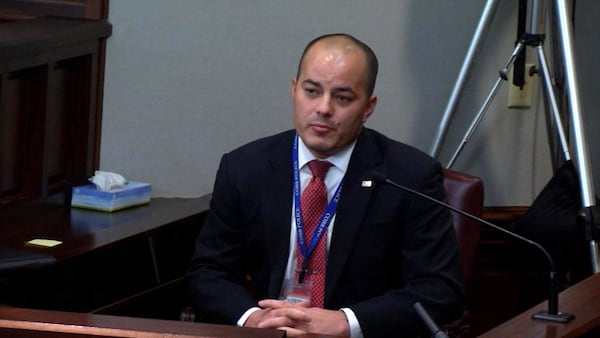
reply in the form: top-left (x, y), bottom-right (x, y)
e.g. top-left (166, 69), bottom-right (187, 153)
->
top-left (25, 239), bottom-right (63, 248)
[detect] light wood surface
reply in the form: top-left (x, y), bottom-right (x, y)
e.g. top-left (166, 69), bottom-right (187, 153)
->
top-left (480, 272), bottom-right (600, 337)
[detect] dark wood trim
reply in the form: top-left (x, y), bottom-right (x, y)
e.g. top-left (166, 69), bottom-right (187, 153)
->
top-left (483, 205), bottom-right (529, 224)
top-left (0, 0), bottom-right (109, 20)
top-left (91, 33), bottom-right (107, 169)
top-left (83, 0), bottom-right (109, 20)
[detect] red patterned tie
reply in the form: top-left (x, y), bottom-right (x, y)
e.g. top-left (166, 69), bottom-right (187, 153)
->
top-left (297, 160), bottom-right (332, 308)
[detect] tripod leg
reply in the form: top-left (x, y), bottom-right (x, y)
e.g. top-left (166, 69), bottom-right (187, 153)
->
top-left (535, 45), bottom-right (571, 161)
top-left (446, 42), bottom-right (525, 168)
top-left (446, 76), bottom-right (501, 169)
top-left (555, 0), bottom-right (600, 273)
top-left (430, 0), bottom-right (501, 158)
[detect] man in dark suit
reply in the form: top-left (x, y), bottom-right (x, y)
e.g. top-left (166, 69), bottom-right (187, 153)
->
top-left (187, 33), bottom-right (464, 337)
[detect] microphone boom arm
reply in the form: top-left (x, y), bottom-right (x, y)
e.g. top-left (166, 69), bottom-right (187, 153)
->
top-left (379, 176), bottom-right (574, 323)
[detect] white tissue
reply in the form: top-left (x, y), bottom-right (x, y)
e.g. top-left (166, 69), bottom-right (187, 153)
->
top-left (89, 170), bottom-right (127, 191)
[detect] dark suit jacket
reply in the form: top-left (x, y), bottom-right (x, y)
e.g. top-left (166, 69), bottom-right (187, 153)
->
top-left (187, 128), bottom-right (464, 337)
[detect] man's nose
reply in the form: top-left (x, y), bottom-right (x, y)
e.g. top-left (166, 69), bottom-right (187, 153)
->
top-left (315, 95), bottom-right (333, 116)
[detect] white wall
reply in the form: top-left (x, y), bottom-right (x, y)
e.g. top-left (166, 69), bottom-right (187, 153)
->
top-left (101, 0), bottom-right (599, 206)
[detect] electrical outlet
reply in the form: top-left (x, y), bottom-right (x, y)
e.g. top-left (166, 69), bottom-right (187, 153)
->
top-left (508, 63), bottom-right (535, 108)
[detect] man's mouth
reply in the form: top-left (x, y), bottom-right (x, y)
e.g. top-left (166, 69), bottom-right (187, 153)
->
top-left (308, 121), bottom-right (334, 133)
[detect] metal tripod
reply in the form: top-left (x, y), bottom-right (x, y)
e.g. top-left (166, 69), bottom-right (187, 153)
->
top-left (429, 0), bottom-right (600, 274)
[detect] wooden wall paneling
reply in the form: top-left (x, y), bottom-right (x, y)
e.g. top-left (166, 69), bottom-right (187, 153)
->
top-left (0, 74), bottom-right (10, 198)
top-left (44, 54), bottom-right (94, 197)
top-left (90, 36), bottom-right (105, 172)
top-left (0, 72), bottom-right (23, 200)
top-left (44, 59), bottom-right (65, 197)
top-left (24, 65), bottom-right (48, 202)
top-left (0, 66), bottom-right (48, 204)
top-left (0, 17), bottom-right (111, 204)
top-left (33, 39), bottom-right (107, 195)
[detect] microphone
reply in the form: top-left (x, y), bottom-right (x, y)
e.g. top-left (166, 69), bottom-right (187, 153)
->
top-left (372, 171), bottom-right (575, 323)
top-left (413, 302), bottom-right (449, 338)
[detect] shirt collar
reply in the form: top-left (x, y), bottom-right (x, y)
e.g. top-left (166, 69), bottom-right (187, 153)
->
top-left (297, 136), bottom-right (356, 173)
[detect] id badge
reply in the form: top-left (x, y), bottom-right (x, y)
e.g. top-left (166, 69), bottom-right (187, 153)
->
top-left (281, 278), bottom-right (312, 304)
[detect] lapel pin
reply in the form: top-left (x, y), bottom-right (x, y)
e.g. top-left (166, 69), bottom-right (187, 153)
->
top-left (361, 180), bottom-right (373, 187)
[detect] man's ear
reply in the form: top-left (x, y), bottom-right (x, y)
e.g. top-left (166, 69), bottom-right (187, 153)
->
top-left (291, 78), bottom-right (297, 98)
top-left (363, 95), bottom-right (378, 122)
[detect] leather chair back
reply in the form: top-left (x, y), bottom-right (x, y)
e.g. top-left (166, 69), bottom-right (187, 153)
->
top-left (443, 168), bottom-right (483, 300)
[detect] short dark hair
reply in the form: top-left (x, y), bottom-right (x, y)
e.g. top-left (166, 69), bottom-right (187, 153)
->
top-left (296, 33), bottom-right (379, 96)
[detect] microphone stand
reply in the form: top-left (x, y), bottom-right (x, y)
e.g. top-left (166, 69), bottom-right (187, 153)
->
top-left (377, 174), bottom-right (574, 323)
top-left (413, 302), bottom-right (449, 338)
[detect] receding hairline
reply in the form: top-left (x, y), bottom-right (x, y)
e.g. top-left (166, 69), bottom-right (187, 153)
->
top-left (295, 33), bottom-right (379, 96)
top-left (312, 35), bottom-right (362, 53)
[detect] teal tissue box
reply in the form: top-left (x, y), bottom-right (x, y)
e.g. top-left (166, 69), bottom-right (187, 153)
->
top-left (71, 181), bottom-right (151, 212)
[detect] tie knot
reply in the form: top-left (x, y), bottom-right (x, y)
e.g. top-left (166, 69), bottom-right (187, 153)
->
top-left (307, 160), bottom-right (332, 180)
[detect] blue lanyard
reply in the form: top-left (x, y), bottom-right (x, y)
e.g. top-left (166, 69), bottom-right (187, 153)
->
top-left (292, 135), bottom-right (343, 268)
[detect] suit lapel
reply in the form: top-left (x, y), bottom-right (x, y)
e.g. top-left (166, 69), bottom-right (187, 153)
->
top-left (325, 129), bottom-right (382, 305)
top-left (259, 130), bottom-right (383, 302)
top-left (262, 132), bottom-right (295, 297)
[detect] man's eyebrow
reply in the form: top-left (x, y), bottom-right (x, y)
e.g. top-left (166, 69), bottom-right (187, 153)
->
top-left (302, 79), bottom-right (356, 94)
top-left (332, 87), bottom-right (354, 94)
top-left (302, 79), bottom-right (322, 88)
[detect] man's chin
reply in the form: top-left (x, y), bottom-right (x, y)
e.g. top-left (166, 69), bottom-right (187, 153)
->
top-left (306, 144), bottom-right (334, 159)
top-left (298, 132), bottom-right (335, 153)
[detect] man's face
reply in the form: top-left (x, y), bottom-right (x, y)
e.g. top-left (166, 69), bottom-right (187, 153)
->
top-left (292, 44), bottom-right (377, 159)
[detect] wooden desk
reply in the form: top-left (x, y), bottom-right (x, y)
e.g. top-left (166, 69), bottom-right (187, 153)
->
top-left (0, 197), bottom-right (210, 262)
top-left (0, 306), bottom-right (350, 338)
top-left (480, 272), bottom-right (600, 337)
top-left (0, 197), bottom-right (210, 317)
top-left (0, 306), bottom-right (285, 338)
